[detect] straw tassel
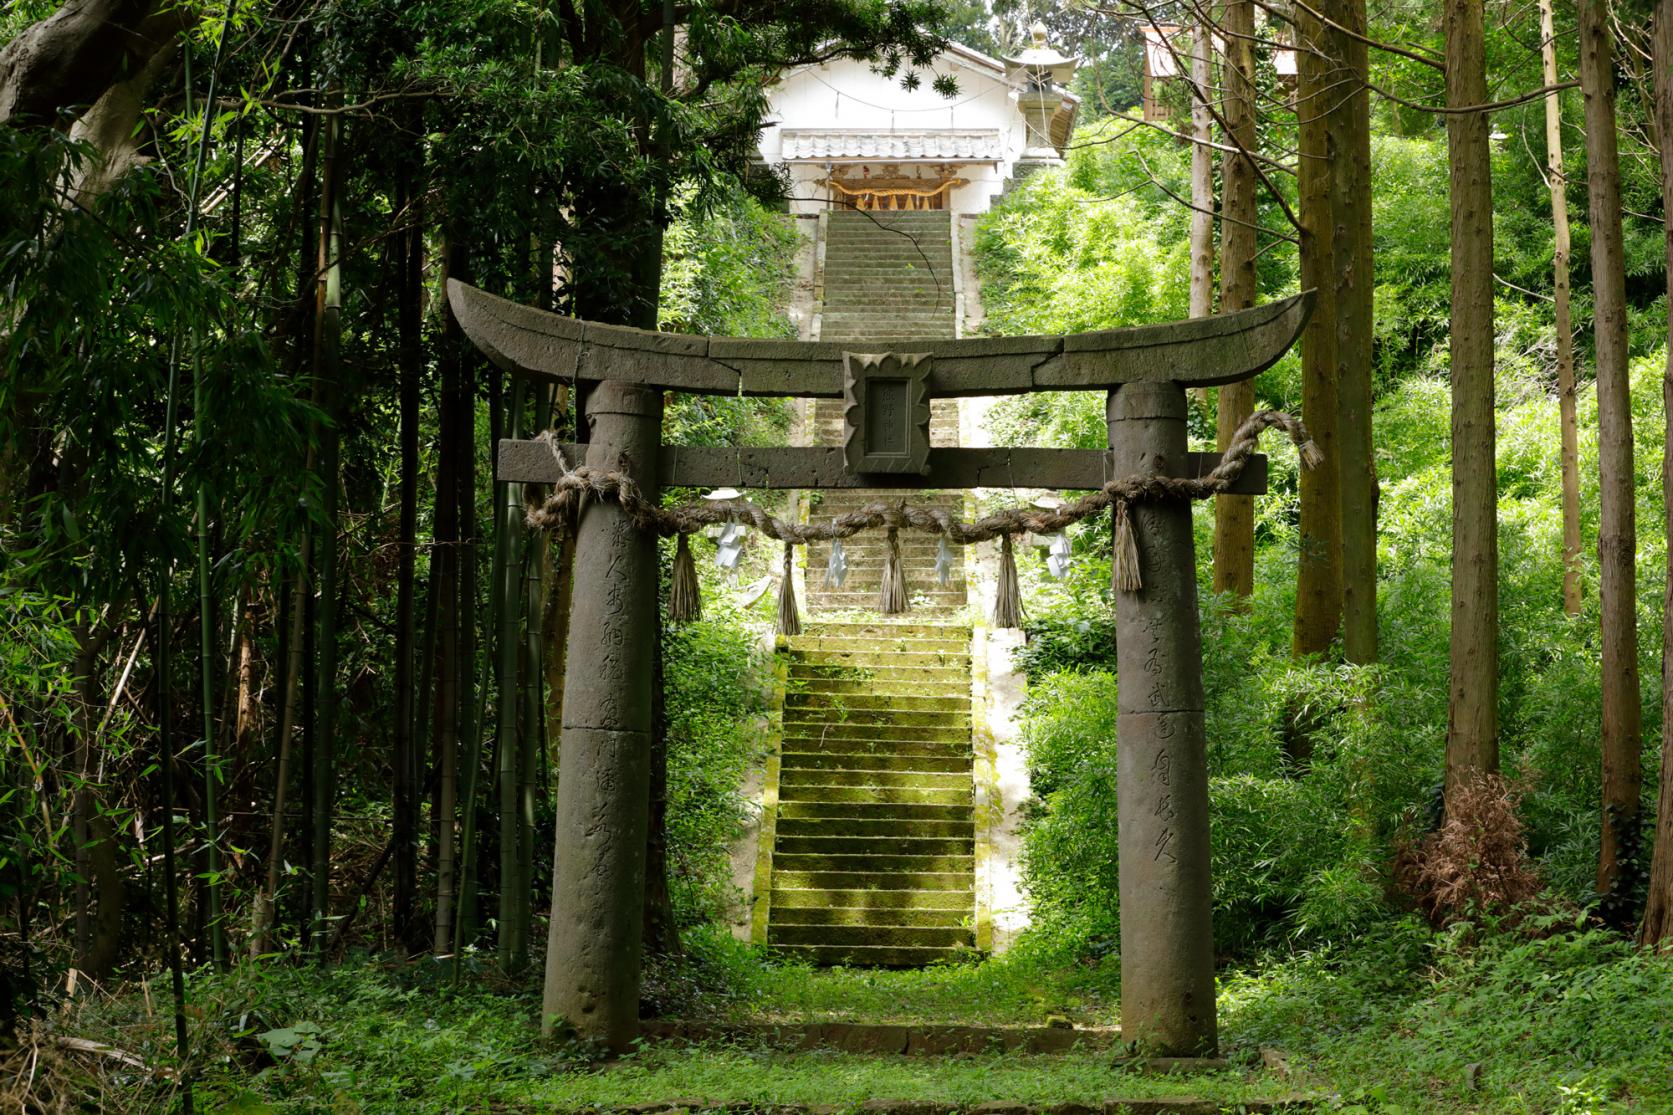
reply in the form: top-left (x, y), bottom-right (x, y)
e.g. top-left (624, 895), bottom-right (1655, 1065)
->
top-left (1112, 501), bottom-right (1142, 593)
top-left (1299, 439), bottom-right (1324, 471)
top-left (992, 533), bottom-right (1022, 629)
top-left (879, 527), bottom-right (908, 614)
top-left (776, 541), bottom-right (802, 637)
top-left (668, 533), bottom-right (702, 622)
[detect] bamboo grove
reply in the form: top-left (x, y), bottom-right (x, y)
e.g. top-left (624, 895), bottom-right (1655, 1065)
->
top-left (7, 0), bottom-right (1673, 1086)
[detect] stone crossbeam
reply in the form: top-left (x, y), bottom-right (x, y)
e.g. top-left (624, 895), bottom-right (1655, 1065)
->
top-left (498, 441), bottom-right (1269, 494)
top-left (448, 280), bottom-right (1312, 396)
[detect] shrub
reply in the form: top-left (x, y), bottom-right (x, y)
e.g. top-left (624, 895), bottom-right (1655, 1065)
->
top-left (1396, 772), bottom-right (1545, 926)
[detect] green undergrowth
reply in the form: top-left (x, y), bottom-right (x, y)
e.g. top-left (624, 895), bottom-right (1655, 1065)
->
top-left (1220, 917), bottom-right (1673, 1114)
top-left (502, 1048), bottom-right (1273, 1110)
top-left (43, 920), bottom-right (1673, 1113)
top-left (701, 938), bottom-right (1120, 1027)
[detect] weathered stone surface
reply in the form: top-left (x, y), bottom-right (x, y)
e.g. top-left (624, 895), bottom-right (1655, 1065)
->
top-left (636, 1020), bottom-right (1125, 1055)
top-left (542, 381), bottom-right (662, 1052)
top-left (498, 441), bottom-right (1267, 496)
top-left (1107, 382), bottom-right (1217, 1058)
top-left (449, 278), bottom-right (1312, 396)
top-left (842, 352), bottom-right (933, 476)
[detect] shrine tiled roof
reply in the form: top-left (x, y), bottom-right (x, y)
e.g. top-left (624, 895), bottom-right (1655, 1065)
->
top-left (779, 129), bottom-right (1006, 161)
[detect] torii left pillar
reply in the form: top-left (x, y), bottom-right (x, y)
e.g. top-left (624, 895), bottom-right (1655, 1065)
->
top-left (541, 380), bottom-right (662, 1050)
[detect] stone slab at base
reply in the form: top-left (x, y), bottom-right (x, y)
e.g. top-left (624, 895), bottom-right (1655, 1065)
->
top-left (639, 1020), bottom-right (1122, 1055)
top-left (563, 1099), bottom-right (1317, 1114)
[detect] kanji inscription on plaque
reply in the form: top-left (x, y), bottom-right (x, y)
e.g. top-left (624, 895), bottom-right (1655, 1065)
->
top-left (841, 352), bottom-right (932, 476)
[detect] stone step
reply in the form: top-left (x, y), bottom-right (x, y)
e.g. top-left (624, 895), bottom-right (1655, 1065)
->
top-left (821, 307), bottom-right (954, 318)
top-left (826, 232), bottom-right (952, 243)
top-left (791, 634), bottom-right (969, 654)
top-left (776, 806), bottom-right (977, 833)
top-left (775, 834), bottom-right (974, 857)
top-left (785, 694), bottom-right (969, 715)
top-left (791, 648), bottom-right (971, 666)
top-left (771, 868), bottom-right (972, 890)
top-left (796, 620), bottom-right (971, 636)
top-left (790, 668), bottom-right (968, 685)
top-left (788, 680), bottom-right (971, 699)
top-left (801, 534), bottom-right (963, 551)
top-left (768, 923), bottom-right (972, 948)
top-left (799, 621), bottom-right (969, 638)
top-left (778, 738), bottom-right (969, 763)
top-left (779, 781), bottom-right (971, 805)
top-left (782, 710), bottom-right (970, 730)
top-left (768, 943), bottom-right (971, 967)
top-left (819, 319), bottom-right (953, 329)
top-left (779, 770), bottom-right (970, 793)
top-left (789, 670), bottom-right (970, 689)
top-left (773, 850), bottom-right (974, 873)
top-left (821, 266), bottom-right (953, 276)
top-left (816, 332), bottom-right (954, 343)
top-left (770, 905), bottom-right (971, 929)
top-left (778, 752), bottom-right (970, 775)
top-left (778, 723), bottom-right (973, 744)
top-left (821, 269), bottom-right (953, 279)
top-left (781, 738), bottom-right (971, 759)
top-left (801, 593), bottom-right (968, 611)
top-left (771, 885), bottom-right (973, 910)
top-left (777, 800), bottom-right (974, 823)
top-left (823, 243), bottom-right (953, 256)
top-left (822, 297), bottom-right (953, 309)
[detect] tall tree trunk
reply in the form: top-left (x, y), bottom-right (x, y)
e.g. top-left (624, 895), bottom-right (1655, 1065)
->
top-left (72, 616), bottom-right (123, 977)
top-left (1642, 0), bottom-right (1673, 946)
top-left (1188, 22), bottom-right (1215, 324)
top-left (194, 323), bottom-right (225, 971)
top-left (496, 376), bottom-right (530, 973)
top-left (1214, 0), bottom-right (1258, 599)
top-left (1581, 0), bottom-right (1644, 924)
top-left (1543, 0), bottom-right (1584, 617)
top-left (454, 252), bottom-right (483, 953)
top-left (1443, 0), bottom-right (1499, 796)
top-left (251, 551), bottom-right (308, 956)
top-left (392, 165), bottom-right (422, 953)
top-left (1292, 3), bottom-right (1342, 657)
top-left (309, 109), bottom-right (344, 952)
top-left (1331, 0), bottom-right (1377, 665)
top-left (432, 234), bottom-right (467, 956)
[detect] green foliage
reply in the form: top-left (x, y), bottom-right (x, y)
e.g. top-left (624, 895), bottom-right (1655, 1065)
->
top-left (663, 602), bottom-right (772, 928)
top-left (660, 188), bottom-right (800, 340)
top-left (1224, 919), bottom-right (1673, 1113)
top-left (972, 159), bottom-right (1191, 340)
top-left (1004, 328), bottom-right (1671, 951)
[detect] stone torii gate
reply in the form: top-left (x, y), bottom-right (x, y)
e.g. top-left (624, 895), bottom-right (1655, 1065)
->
top-left (448, 279), bottom-right (1312, 1056)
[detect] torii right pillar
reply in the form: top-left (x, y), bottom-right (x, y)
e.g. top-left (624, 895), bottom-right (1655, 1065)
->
top-left (1107, 381), bottom-right (1218, 1056)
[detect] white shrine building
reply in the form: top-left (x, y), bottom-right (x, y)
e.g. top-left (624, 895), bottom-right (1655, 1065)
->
top-left (757, 29), bottom-right (1080, 217)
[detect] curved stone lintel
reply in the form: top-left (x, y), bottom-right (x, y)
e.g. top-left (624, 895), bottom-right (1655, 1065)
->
top-left (447, 279), bottom-right (1313, 397)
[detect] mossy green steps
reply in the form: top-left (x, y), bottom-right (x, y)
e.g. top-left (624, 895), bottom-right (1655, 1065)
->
top-left (766, 618), bottom-right (978, 968)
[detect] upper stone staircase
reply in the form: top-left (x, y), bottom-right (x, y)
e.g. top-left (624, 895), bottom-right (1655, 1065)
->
top-left (806, 209), bottom-right (966, 613)
top-left (763, 208), bottom-right (978, 966)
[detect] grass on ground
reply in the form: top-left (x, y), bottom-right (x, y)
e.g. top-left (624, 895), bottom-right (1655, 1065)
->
top-left (21, 918), bottom-right (1673, 1114)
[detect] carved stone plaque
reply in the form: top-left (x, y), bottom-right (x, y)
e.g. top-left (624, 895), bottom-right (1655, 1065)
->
top-left (842, 352), bottom-right (932, 475)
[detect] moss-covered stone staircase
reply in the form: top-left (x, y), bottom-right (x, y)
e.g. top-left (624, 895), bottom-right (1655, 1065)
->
top-left (762, 207), bottom-right (978, 967)
top-left (768, 621), bottom-right (976, 966)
